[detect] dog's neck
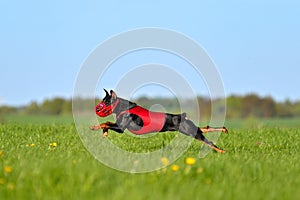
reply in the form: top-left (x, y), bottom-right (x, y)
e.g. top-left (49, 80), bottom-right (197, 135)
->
top-left (113, 98), bottom-right (137, 114)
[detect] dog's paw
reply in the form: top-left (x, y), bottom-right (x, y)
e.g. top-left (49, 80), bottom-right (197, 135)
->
top-left (102, 132), bottom-right (108, 138)
top-left (215, 149), bottom-right (226, 153)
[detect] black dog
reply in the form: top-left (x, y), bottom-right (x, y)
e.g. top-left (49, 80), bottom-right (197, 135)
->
top-left (90, 89), bottom-right (227, 153)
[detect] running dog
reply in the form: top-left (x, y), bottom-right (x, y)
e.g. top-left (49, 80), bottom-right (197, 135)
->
top-left (90, 89), bottom-right (228, 153)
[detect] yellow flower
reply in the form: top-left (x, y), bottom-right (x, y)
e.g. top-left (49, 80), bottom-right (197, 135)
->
top-left (4, 166), bottom-right (12, 173)
top-left (0, 150), bottom-right (3, 157)
top-left (161, 157), bottom-right (169, 167)
top-left (30, 143), bottom-right (35, 147)
top-left (50, 142), bottom-right (58, 147)
top-left (171, 165), bottom-right (179, 172)
top-left (185, 157), bottom-right (196, 166)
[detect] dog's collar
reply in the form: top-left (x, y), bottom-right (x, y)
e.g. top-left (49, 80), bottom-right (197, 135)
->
top-left (95, 99), bottom-right (120, 117)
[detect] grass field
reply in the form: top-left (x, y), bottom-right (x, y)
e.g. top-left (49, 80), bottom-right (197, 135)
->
top-left (0, 115), bottom-right (299, 200)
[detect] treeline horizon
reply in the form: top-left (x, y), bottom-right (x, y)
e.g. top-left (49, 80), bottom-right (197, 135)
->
top-left (1, 93), bottom-right (300, 119)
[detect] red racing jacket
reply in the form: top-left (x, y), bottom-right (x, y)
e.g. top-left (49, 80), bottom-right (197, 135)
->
top-left (117, 106), bottom-right (166, 135)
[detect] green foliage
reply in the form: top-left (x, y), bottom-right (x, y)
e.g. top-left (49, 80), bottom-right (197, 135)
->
top-left (226, 94), bottom-right (277, 118)
top-left (40, 98), bottom-right (66, 115)
top-left (24, 101), bottom-right (40, 115)
top-left (276, 99), bottom-right (295, 118)
top-left (1, 94), bottom-right (300, 119)
top-left (0, 118), bottom-right (299, 200)
top-left (0, 106), bottom-right (17, 116)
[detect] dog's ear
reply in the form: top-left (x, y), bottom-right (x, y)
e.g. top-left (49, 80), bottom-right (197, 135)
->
top-left (103, 89), bottom-right (109, 98)
top-left (110, 90), bottom-right (117, 100)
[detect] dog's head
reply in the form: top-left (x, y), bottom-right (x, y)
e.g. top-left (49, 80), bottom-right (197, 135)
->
top-left (95, 89), bottom-right (119, 117)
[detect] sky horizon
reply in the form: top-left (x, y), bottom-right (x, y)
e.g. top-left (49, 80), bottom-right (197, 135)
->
top-left (1, 1), bottom-right (300, 106)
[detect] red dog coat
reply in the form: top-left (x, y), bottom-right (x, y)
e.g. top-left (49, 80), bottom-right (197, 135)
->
top-left (117, 106), bottom-right (166, 135)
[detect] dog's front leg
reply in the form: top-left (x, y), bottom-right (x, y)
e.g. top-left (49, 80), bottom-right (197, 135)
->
top-left (90, 123), bottom-right (107, 130)
top-left (90, 119), bottom-right (128, 137)
top-left (90, 114), bottom-right (132, 138)
top-left (101, 121), bottom-right (116, 137)
top-left (90, 121), bottom-right (115, 130)
top-left (102, 128), bottom-right (109, 138)
top-left (90, 121), bottom-right (115, 137)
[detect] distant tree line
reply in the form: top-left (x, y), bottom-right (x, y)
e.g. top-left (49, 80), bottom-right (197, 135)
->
top-left (0, 97), bottom-right (72, 116)
top-left (226, 94), bottom-right (300, 118)
top-left (1, 94), bottom-right (300, 119)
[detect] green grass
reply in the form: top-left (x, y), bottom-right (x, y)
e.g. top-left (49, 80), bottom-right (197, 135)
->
top-left (3, 114), bottom-right (74, 125)
top-left (0, 116), bottom-right (299, 200)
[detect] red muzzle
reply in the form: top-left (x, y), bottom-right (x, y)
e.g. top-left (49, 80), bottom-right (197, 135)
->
top-left (95, 99), bottom-right (119, 117)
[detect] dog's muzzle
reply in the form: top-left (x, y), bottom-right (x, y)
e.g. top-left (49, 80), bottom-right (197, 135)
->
top-left (95, 99), bottom-right (119, 117)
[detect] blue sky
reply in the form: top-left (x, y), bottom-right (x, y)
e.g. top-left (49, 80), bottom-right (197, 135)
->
top-left (1, 0), bottom-right (300, 106)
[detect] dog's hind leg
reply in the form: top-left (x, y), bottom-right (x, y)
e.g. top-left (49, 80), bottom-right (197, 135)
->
top-left (194, 130), bottom-right (225, 153)
top-left (178, 119), bottom-right (225, 153)
top-left (200, 126), bottom-right (228, 134)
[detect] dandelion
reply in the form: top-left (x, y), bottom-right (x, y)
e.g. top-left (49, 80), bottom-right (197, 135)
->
top-left (161, 157), bottom-right (169, 167)
top-left (184, 157), bottom-right (196, 175)
top-left (4, 166), bottom-right (12, 173)
top-left (185, 157), bottom-right (196, 166)
top-left (171, 165), bottom-right (179, 172)
top-left (27, 143), bottom-right (35, 147)
top-left (50, 142), bottom-right (58, 147)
